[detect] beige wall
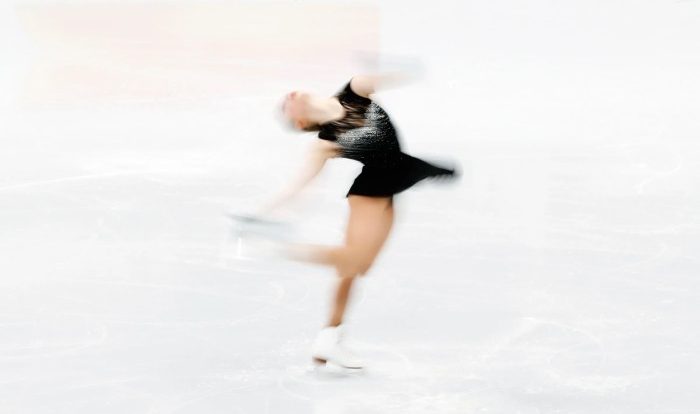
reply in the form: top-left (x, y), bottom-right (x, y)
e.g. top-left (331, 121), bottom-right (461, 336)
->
top-left (15, 2), bottom-right (379, 106)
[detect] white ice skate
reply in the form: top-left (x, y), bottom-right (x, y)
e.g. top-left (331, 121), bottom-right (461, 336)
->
top-left (311, 325), bottom-right (363, 370)
top-left (225, 213), bottom-right (294, 260)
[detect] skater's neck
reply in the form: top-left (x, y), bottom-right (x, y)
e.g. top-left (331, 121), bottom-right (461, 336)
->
top-left (307, 97), bottom-right (345, 125)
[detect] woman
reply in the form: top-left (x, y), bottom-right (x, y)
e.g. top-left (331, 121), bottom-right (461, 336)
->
top-left (258, 75), bottom-right (457, 369)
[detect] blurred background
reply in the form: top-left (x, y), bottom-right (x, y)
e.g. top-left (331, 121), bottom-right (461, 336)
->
top-left (1, 0), bottom-right (699, 413)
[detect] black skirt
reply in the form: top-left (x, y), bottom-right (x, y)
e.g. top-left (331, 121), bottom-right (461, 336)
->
top-left (347, 153), bottom-right (456, 197)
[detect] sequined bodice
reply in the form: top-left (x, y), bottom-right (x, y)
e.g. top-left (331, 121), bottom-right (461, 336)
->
top-left (318, 82), bottom-right (402, 167)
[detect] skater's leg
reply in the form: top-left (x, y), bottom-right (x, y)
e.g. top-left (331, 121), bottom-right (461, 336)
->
top-left (343, 195), bottom-right (394, 276)
top-left (287, 196), bottom-right (394, 276)
top-left (329, 275), bottom-right (356, 327)
top-left (312, 197), bottom-right (395, 368)
top-left (328, 196), bottom-right (394, 326)
top-left (285, 243), bottom-right (348, 268)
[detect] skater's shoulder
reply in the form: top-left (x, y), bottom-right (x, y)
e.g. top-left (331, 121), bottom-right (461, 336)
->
top-left (346, 73), bottom-right (414, 99)
top-left (335, 77), bottom-right (372, 104)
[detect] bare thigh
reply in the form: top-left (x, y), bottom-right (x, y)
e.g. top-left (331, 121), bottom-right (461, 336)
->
top-left (340, 195), bottom-right (394, 276)
top-left (284, 196), bottom-right (395, 276)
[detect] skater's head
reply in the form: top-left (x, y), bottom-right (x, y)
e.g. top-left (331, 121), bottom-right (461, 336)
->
top-left (281, 91), bottom-right (320, 131)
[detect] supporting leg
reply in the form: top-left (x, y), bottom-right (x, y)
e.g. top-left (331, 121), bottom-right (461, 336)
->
top-left (325, 196), bottom-right (395, 326)
top-left (310, 196), bottom-right (395, 368)
top-left (329, 275), bottom-right (356, 327)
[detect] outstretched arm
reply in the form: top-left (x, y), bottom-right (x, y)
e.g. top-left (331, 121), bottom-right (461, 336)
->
top-left (349, 73), bottom-right (419, 99)
top-left (257, 139), bottom-right (341, 215)
top-left (350, 52), bottom-right (425, 98)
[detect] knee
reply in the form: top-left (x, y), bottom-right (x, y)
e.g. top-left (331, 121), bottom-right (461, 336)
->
top-left (338, 273), bottom-right (358, 286)
top-left (337, 259), bottom-right (373, 278)
top-left (337, 246), bottom-right (376, 276)
top-left (354, 249), bottom-right (378, 276)
top-left (356, 259), bottom-right (375, 276)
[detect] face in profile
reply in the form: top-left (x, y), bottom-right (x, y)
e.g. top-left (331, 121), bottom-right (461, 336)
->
top-left (282, 91), bottom-right (314, 130)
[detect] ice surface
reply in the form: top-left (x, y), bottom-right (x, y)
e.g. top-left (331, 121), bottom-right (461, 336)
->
top-left (1, 1), bottom-right (699, 413)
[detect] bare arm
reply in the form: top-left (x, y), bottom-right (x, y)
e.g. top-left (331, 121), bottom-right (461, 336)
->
top-left (350, 53), bottom-right (425, 98)
top-left (258, 139), bottom-right (341, 215)
top-left (349, 74), bottom-right (417, 99)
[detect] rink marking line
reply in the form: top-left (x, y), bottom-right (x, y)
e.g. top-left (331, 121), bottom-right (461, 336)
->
top-left (56, 279), bottom-right (282, 326)
top-left (276, 374), bottom-right (314, 404)
top-left (157, 248), bottom-right (318, 315)
top-left (0, 169), bottom-right (186, 192)
top-left (275, 342), bottom-right (420, 404)
top-left (153, 255), bottom-right (317, 310)
top-left (633, 148), bottom-right (685, 195)
top-left (0, 318), bottom-right (108, 360)
top-left (55, 273), bottom-right (315, 327)
top-left (59, 277), bottom-right (285, 308)
top-left (473, 316), bottom-right (606, 366)
top-left (145, 388), bottom-right (246, 414)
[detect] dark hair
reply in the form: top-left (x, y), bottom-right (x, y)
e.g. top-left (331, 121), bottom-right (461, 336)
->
top-left (302, 123), bottom-right (322, 132)
top-left (297, 96), bottom-right (365, 135)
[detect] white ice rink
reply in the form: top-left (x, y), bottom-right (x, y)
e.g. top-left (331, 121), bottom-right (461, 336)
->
top-left (1, 1), bottom-right (699, 413)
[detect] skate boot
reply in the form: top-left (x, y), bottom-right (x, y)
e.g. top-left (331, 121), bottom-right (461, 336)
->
top-left (227, 214), bottom-right (293, 240)
top-left (311, 325), bottom-right (363, 370)
top-left (226, 213), bottom-right (294, 260)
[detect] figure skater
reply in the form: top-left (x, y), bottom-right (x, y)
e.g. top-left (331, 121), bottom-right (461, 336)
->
top-left (250, 75), bottom-right (458, 369)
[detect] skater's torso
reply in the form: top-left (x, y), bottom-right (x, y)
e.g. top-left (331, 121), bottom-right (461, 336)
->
top-left (318, 82), bottom-right (403, 167)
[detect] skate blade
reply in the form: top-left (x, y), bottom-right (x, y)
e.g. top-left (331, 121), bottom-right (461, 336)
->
top-left (312, 358), bottom-right (364, 375)
top-left (226, 213), bottom-right (293, 238)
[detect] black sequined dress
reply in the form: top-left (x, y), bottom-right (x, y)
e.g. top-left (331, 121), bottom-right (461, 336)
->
top-left (318, 80), bottom-right (456, 197)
